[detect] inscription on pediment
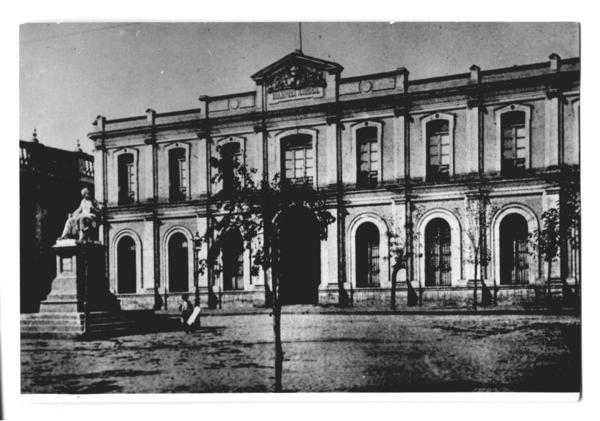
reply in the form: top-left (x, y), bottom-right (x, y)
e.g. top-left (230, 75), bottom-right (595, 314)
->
top-left (266, 64), bottom-right (326, 103)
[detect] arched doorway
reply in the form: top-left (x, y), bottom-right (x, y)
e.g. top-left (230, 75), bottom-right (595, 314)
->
top-left (222, 230), bottom-right (244, 291)
top-left (117, 236), bottom-right (136, 293)
top-left (424, 218), bottom-right (452, 286)
top-left (355, 222), bottom-right (380, 287)
top-left (276, 207), bottom-right (320, 304)
top-left (168, 232), bottom-right (189, 292)
top-left (499, 214), bottom-right (529, 285)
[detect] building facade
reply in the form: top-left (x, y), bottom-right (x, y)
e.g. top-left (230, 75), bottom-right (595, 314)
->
top-left (20, 132), bottom-right (95, 312)
top-left (88, 51), bottom-right (580, 310)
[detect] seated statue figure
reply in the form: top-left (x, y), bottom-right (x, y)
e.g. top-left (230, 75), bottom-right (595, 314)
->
top-left (60, 188), bottom-right (102, 243)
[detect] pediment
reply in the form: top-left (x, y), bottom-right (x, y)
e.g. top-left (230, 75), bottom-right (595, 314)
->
top-left (251, 50), bottom-right (343, 92)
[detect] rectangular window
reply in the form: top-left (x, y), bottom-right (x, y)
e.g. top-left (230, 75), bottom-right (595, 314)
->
top-left (357, 126), bottom-right (379, 187)
top-left (221, 142), bottom-right (241, 193)
top-left (501, 112), bottom-right (527, 177)
top-left (427, 120), bottom-right (450, 182)
top-left (169, 148), bottom-right (187, 201)
top-left (118, 153), bottom-right (135, 205)
top-left (282, 135), bottom-right (313, 185)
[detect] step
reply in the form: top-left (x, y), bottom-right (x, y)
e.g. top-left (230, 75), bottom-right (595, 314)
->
top-left (21, 310), bottom-right (158, 339)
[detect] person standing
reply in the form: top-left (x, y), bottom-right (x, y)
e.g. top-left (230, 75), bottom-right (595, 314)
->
top-left (179, 294), bottom-right (193, 333)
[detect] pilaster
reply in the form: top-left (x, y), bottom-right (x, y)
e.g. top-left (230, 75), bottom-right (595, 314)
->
top-left (392, 113), bottom-right (406, 183)
top-left (545, 94), bottom-right (560, 168)
top-left (466, 104), bottom-right (480, 174)
top-left (325, 122), bottom-right (338, 186)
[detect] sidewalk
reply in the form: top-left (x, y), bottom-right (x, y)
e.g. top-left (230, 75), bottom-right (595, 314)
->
top-left (156, 304), bottom-right (580, 318)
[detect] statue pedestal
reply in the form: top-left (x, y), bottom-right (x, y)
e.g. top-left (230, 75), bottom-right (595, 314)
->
top-left (40, 239), bottom-right (119, 313)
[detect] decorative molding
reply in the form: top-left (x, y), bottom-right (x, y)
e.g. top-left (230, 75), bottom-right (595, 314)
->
top-left (228, 98), bottom-right (240, 110)
top-left (359, 80), bottom-right (373, 93)
top-left (466, 96), bottom-right (483, 109)
top-left (545, 86), bottom-right (562, 100)
top-left (266, 64), bottom-right (326, 93)
top-left (216, 135), bottom-right (246, 160)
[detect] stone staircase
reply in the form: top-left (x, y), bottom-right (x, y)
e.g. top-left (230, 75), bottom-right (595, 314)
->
top-left (21, 310), bottom-right (157, 339)
top-left (21, 312), bottom-right (86, 338)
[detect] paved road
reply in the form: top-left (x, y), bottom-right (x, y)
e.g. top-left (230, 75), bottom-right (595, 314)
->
top-left (21, 314), bottom-right (580, 393)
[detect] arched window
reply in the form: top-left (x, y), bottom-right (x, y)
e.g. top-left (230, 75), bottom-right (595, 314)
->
top-left (220, 142), bottom-right (241, 193)
top-left (222, 230), bottom-right (244, 291)
top-left (169, 148), bottom-right (187, 201)
top-left (356, 126), bottom-right (379, 187)
top-left (117, 236), bottom-right (136, 293)
top-left (281, 134), bottom-right (313, 185)
top-left (425, 218), bottom-right (451, 286)
top-left (426, 120), bottom-right (451, 182)
top-left (501, 111), bottom-right (527, 177)
top-left (118, 153), bottom-right (136, 204)
top-left (355, 222), bottom-right (380, 287)
top-left (499, 214), bottom-right (529, 285)
top-left (168, 232), bottom-right (189, 292)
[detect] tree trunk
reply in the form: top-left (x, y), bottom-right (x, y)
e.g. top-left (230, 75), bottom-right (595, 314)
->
top-left (472, 251), bottom-right (478, 310)
top-left (273, 298), bottom-right (283, 392)
top-left (558, 174), bottom-right (569, 290)
top-left (547, 258), bottom-right (553, 305)
top-left (391, 265), bottom-right (399, 310)
top-left (272, 240), bottom-right (283, 392)
top-left (263, 211), bottom-right (282, 391)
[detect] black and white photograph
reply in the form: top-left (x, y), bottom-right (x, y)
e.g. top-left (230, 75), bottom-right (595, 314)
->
top-left (15, 19), bottom-right (582, 399)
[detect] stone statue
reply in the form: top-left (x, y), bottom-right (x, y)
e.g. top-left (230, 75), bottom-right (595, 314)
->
top-left (60, 187), bottom-right (102, 243)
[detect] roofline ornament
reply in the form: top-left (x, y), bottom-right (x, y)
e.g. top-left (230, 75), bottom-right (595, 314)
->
top-left (266, 64), bottom-right (326, 93)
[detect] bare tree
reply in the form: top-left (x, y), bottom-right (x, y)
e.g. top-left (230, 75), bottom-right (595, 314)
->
top-left (534, 165), bottom-right (580, 304)
top-left (547, 165), bottom-right (581, 289)
top-left (464, 187), bottom-right (494, 309)
top-left (532, 207), bottom-right (560, 301)
top-left (199, 150), bottom-right (334, 392)
top-left (389, 221), bottom-right (419, 309)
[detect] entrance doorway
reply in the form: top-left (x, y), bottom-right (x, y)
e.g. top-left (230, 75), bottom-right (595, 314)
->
top-left (499, 213), bottom-right (529, 285)
top-left (117, 236), bottom-right (136, 293)
top-left (355, 222), bottom-right (380, 287)
top-left (424, 218), bottom-right (452, 286)
top-left (222, 230), bottom-right (244, 291)
top-left (168, 233), bottom-right (189, 292)
top-left (276, 207), bottom-right (320, 305)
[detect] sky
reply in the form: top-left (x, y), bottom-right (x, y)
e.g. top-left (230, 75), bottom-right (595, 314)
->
top-left (20, 22), bottom-right (579, 153)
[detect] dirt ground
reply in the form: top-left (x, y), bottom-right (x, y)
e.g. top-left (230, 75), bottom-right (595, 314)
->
top-left (21, 313), bottom-right (580, 393)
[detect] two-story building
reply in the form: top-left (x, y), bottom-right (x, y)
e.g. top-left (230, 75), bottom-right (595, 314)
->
top-left (88, 50), bottom-right (580, 309)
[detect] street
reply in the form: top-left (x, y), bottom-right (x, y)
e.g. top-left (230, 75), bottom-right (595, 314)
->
top-left (21, 313), bottom-right (580, 393)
